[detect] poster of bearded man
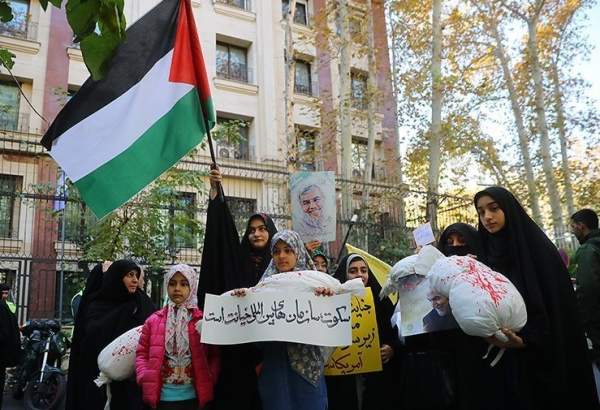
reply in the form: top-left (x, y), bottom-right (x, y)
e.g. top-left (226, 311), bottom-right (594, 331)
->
top-left (290, 171), bottom-right (336, 243)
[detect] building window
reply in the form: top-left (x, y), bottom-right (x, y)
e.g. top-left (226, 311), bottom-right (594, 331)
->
top-left (296, 128), bottom-right (316, 171)
top-left (0, 0), bottom-right (31, 40)
top-left (282, 0), bottom-right (308, 26)
top-left (163, 192), bottom-right (197, 249)
top-left (351, 72), bottom-right (368, 110)
top-left (216, 42), bottom-right (249, 83)
top-left (215, 117), bottom-right (250, 160)
top-left (0, 174), bottom-right (22, 238)
top-left (227, 196), bottom-right (257, 237)
top-left (0, 81), bottom-right (21, 131)
top-left (214, 0), bottom-right (252, 12)
top-left (351, 139), bottom-right (375, 180)
top-left (294, 60), bottom-right (312, 96)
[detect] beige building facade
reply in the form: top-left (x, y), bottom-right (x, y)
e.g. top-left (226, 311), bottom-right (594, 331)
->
top-left (0, 0), bottom-right (399, 319)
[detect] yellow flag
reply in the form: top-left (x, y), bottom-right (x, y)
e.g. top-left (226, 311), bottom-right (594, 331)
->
top-left (345, 243), bottom-right (397, 304)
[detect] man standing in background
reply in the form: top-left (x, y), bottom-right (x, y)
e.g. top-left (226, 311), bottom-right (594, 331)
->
top-left (571, 209), bottom-right (600, 397)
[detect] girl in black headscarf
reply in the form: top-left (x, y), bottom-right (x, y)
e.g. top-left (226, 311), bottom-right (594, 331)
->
top-left (473, 186), bottom-right (598, 409)
top-left (327, 254), bottom-right (398, 410)
top-left (438, 223), bottom-right (483, 258)
top-left (67, 260), bottom-right (156, 410)
top-left (239, 213), bottom-right (278, 285)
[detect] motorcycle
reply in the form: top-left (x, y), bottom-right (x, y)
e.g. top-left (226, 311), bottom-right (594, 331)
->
top-left (12, 319), bottom-right (70, 410)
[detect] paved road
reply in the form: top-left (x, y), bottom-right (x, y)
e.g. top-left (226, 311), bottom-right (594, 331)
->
top-left (2, 392), bottom-right (65, 410)
top-left (2, 393), bottom-right (24, 409)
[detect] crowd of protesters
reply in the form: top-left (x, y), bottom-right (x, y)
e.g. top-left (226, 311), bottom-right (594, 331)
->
top-left (1, 170), bottom-right (600, 410)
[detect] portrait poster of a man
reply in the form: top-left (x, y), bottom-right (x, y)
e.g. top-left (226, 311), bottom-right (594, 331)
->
top-left (290, 171), bottom-right (336, 242)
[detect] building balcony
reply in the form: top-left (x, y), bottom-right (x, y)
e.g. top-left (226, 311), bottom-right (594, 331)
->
top-left (216, 63), bottom-right (254, 84)
top-left (0, 112), bottom-right (30, 134)
top-left (294, 82), bottom-right (318, 97)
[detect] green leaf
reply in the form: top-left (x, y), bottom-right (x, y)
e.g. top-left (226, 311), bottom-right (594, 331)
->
top-left (80, 31), bottom-right (121, 80)
top-left (0, 48), bottom-right (15, 70)
top-left (98, 0), bottom-right (126, 38)
top-left (66, 0), bottom-right (100, 38)
top-left (39, 0), bottom-right (63, 11)
top-left (0, 2), bottom-right (13, 23)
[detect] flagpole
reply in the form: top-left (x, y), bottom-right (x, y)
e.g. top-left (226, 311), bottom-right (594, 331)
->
top-left (336, 214), bottom-right (358, 263)
top-left (202, 116), bottom-right (225, 202)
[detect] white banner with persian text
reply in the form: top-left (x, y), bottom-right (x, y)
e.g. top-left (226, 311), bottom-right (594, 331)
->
top-left (200, 292), bottom-right (352, 346)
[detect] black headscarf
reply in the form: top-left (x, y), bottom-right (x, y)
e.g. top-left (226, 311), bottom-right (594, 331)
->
top-left (240, 213), bottom-right (278, 285)
top-left (474, 187), bottom-right (598, 408)
top-left (67, 260), bottom-right (155, 410)
top-left (438, 223), bottom-right (483, 258)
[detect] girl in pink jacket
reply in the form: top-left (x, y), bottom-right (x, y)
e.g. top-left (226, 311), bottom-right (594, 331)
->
top-left (136, 264), bottom-right (219, 410)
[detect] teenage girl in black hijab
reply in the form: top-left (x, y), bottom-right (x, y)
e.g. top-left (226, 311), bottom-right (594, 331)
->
top-left (327, 254), bottom-right (398, 410)
top-left (474, 186), bottom-right (598, 409)
top-left (66, 260), bottom-right (155, 410)
top-left (239, 213), bottom-right (278, 285)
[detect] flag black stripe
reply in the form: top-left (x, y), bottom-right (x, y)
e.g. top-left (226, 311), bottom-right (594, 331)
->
top-left (42, 0), bottom-right (181, 150)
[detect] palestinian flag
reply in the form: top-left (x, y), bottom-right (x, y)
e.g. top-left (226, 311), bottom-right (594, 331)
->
top-left (41, 0), bottom-right (214, 218)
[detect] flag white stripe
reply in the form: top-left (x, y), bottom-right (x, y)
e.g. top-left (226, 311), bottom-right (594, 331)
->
top-left (50, 50), bottom-right (194, 182)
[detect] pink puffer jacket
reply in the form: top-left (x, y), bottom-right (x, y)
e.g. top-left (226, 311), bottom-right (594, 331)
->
top-left (135, 307), bottom-right (220, 409)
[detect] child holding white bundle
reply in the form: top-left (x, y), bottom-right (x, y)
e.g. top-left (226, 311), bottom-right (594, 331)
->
top-left (136, 264), bottom-right (220, 410)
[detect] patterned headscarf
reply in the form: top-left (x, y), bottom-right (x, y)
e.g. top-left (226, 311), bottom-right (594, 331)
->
top-left (164, 264), bottom-right (199, 369)
top-left (259, 230), bottom-right (326, 386)
top-left (261, 230), bottom-right (316, 280)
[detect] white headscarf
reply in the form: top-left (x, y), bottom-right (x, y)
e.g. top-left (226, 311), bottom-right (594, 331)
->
top-left (164, 264), bottom-right (199, 368)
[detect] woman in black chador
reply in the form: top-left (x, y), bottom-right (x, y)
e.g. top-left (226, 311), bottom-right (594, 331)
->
top-left (473, 186), bottom-right (598, 409)
top-left (201, 168), bottom-right (279, 410)
top-left (327, 254), bottom-right (399, 410)
top-left (66, 260), bottom-right (155, 410)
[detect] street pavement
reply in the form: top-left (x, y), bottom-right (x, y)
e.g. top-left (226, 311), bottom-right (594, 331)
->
top-left (2, 392), bottom-right (65, 410)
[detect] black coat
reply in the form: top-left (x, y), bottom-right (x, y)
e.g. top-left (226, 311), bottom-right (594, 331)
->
top-left (0, 300), bottom-right (20, 367)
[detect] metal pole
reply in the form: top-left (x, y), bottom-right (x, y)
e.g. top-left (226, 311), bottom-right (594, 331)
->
top-left (336, 214), bottom-right (358, 263)
top-left (58, 170), bottom-right (66, 323)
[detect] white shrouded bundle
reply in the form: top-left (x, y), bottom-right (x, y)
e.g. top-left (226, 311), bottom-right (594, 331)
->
top-left (94, 325), bottom-right (144, 410)
top-left (249, 270), bottom-right (365, 296)
top-left (428, 256), bottom-right (527, 366)
top-left (95, 325), bottom-right (143, 384)
top-left (380, 245), bottom-right (445, 299)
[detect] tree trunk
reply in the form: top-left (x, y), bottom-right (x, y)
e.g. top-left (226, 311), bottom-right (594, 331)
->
top-left (389, 17), bottom-right (406, 227)
top-left (550, 60), bottom-right (576, 216)
top-left (284, 0), bottom-right (298, 172)
top-left (361, 0), bottom-right (378, 249)
top-left (338, 0), bottom-right (353, 219)
top-left (426, 0), bottom-right (442, 232)
top-left (488, 15), bottom-right (543, 225)
top-left (527, 17), bottom-right (565, 239)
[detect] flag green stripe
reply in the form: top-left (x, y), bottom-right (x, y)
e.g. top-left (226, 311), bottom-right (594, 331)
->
top-left (201, 95), bottom-right (216, 129)
top-left (74, 88), bottom-right (205, 218)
